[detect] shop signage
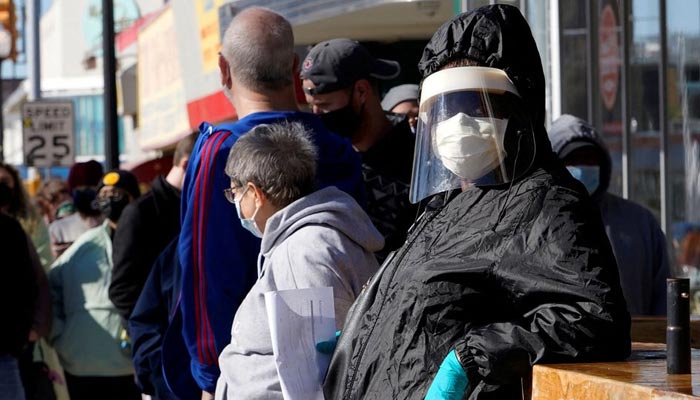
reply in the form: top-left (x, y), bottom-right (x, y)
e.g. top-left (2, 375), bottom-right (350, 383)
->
top-left (21, 101), bottom-right (75, 167)
top-left (138, 7), bottom-right (190, 149)
top-left (599, 4), bottom-right (620, 111)
top-left (196, 0), bottom-right (226, 73)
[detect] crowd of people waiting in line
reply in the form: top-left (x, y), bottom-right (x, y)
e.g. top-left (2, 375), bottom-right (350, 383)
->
top-left (2, 4), bottom-right (683, 400)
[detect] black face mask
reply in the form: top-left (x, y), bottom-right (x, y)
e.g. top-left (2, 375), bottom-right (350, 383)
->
top-left (95, 195), bottom-right (130, 223)
top-left (0, 182), bottom-right (11, 209)
top-left (72, 188), bottom-right (99, 215)
top-left (320, 103), bottom-right (362, 139)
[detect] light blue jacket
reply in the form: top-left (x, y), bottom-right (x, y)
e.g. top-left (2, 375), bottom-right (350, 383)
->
top-left (48, 220), bottom-right (133, 376)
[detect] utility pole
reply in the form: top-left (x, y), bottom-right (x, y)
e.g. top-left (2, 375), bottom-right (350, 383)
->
top-left (102, 0), bottom-right (119, 170)
top-left (27, 0), bottom-right (39, 101)
top-left (0, 0), bottom-right (17, 162)
top-left (0, 58), bottom-right (4, 163)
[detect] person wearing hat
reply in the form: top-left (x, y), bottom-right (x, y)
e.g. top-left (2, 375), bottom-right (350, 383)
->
top-left (549, 114), bottom-right (670, 316)
top-left (48, 160), bottom-right (105, 258)
top-left (381, 83), bottom-right (420, 132)
top-left (48, 170), bottom-right (141, 400)
top-left (300, 38), bottom-right (418, 260)
top-left (322, 5), bottom-right (630, 399)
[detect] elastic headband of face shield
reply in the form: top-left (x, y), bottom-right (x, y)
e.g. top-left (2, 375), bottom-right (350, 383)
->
top-left (409, 66), bottom-right (537, 203)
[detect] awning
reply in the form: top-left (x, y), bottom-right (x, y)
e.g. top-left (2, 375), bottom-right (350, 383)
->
top-left (229, 0), bottom-right (454, 44)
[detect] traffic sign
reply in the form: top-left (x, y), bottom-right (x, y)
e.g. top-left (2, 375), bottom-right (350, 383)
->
top-left (599, 4), bottom-right (620, 112)
top-left (22, 100), bottom-right (75, 167)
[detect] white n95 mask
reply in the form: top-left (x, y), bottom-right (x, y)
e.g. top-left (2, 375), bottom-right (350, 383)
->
top-left (434, 113), bottom-right (508, 181)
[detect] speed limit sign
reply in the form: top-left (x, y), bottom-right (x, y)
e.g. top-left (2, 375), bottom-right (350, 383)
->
top-left (22, 100), bottom-right (75, 167)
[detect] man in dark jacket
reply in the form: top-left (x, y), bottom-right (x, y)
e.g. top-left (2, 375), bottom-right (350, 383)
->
top-left (301, 39), bottom-right (417, 260)
top-left (110, 135), bottom-right (195, 321)
top-left (323, 5), bottom-right (631, 400)
top-left (549, 114), bottom-right (670, 316)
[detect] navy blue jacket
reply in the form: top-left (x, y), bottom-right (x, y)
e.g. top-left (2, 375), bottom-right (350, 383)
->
top-left (129, 239), bottom-right (198, 400)
top-left (177, 111), bottom-right (365, 392)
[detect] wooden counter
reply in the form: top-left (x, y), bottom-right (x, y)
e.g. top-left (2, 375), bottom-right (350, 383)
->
top-left (532, 344), bottom-right (700, 399)
top-left (631, 316), bottom-right (700, 347)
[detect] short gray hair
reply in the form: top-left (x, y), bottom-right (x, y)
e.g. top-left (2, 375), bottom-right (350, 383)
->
top-left (221, 7), bottom-right (295, 91)
top-left (225, 122), bottom-right (318, 208)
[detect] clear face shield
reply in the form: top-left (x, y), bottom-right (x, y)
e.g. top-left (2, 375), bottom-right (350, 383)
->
top-left (409, 67), bottom-right (533, 204)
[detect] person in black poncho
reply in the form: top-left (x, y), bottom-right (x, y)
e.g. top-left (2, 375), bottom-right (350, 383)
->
top-left (323, 5), bottom-right (631, 400)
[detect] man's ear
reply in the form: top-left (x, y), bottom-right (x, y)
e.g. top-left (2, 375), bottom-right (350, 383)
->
top-left (249, 182), bottom-right (267, 208)
top-left (219, 53), bottom-right (232, 88)
top-left (292, 53), bottom-right (300, 74)
top-left (179, 156), bottom-right (189, 171)
top-left (354, 79), bottom-right (371, 104)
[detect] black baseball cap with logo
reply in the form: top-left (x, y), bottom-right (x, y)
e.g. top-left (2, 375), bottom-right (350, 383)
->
top-left (300, 38), bottom-right (400, 95)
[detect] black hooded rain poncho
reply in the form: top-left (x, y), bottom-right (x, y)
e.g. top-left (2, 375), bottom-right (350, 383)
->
top-left (323, 5), bottom-right (631, 399)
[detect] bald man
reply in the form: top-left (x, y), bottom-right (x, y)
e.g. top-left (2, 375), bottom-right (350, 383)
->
top-left (174, 7), bottom-right (365, 399)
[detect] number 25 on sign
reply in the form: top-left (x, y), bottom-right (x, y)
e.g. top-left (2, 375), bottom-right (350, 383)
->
top-left (21, 101), bottom-right (75, 167)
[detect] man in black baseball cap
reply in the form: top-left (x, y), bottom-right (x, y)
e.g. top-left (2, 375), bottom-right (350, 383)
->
top-left (301, 38), bottom-right (400, 96)
top-left (300, 38), bottom-right (417, 260)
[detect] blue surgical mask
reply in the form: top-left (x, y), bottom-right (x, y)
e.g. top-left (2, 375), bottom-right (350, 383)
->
top-left (566, 165), bottom-right (600, 195)
top-left (234, 187), bottom-right (263, 238)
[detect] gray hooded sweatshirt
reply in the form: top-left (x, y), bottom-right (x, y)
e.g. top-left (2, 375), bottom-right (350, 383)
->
top-left (549, 114), bottom-right (670, 315)
top-left (215, 186), bottom-right (383, 399)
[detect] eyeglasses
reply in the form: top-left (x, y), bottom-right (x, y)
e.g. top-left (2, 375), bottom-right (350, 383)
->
top-left (223, 187), bottom-right (236, 204)
top-left (223, 186), bottom-right (245, 204)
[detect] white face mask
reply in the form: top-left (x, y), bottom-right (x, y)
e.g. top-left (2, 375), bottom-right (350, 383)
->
top-left (434, 113), bottom-right (508, 181)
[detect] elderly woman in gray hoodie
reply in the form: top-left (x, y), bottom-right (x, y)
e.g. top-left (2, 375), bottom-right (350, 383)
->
top-left (215, 121), bottom-right (383, 399)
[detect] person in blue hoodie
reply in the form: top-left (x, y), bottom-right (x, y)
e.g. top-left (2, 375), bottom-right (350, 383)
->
top-left (175, 7), bottom-right (365, 398)
top-left (549, 114), bottom-right (670, 315)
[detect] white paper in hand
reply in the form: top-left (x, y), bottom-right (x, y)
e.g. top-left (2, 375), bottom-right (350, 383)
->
top-left (264, 287), bottom-right (335, 400)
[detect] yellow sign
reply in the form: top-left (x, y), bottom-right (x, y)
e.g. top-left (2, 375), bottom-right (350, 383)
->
top-left (137, 7), bottom-right (190, 149)
top-left (196, 0), bottom-right (225, 73)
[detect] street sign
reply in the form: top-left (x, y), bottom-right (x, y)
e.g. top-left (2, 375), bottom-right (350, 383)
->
top-left (22, 100), bottom-right (75, 167)
top-left (599, 4), bottom-right (620, 112)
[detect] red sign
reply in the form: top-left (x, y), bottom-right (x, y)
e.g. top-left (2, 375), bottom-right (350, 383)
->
top-left (599, 4), bottom-right (620, 111)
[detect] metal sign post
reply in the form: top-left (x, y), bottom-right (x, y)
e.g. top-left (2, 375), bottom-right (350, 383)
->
top-left (21, 100), bottom-right (75, 167)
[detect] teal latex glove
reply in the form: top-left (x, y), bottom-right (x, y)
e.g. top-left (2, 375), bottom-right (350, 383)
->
top-left (315, 330), bottom-right (341, 354)
top-left (424, 350), bottom-right (468, 400)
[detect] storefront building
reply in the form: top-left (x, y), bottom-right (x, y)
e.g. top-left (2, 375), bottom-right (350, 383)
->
top-left (5, 0), bottom-right (695, 272)
top-left (126, 0), bottom-right (699, 271)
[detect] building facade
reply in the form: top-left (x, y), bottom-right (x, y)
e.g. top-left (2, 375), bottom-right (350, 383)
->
top-left (2, 0), bottom-right (698, 272)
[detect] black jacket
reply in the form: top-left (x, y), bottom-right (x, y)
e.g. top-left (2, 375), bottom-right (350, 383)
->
top-left (110, 175), bottom-right (181, 320)
top-left (324, 5), bottom-right (631, 399)
top-left (0, 213), bottom-right (37, 357)
top-left (361, 115), bottom-right (418, 261)
top-left (324, 166), bottom-right (631, 399)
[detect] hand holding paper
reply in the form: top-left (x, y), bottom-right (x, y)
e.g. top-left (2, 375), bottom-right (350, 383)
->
top-left (264, 287), bottom-right (336, 400)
